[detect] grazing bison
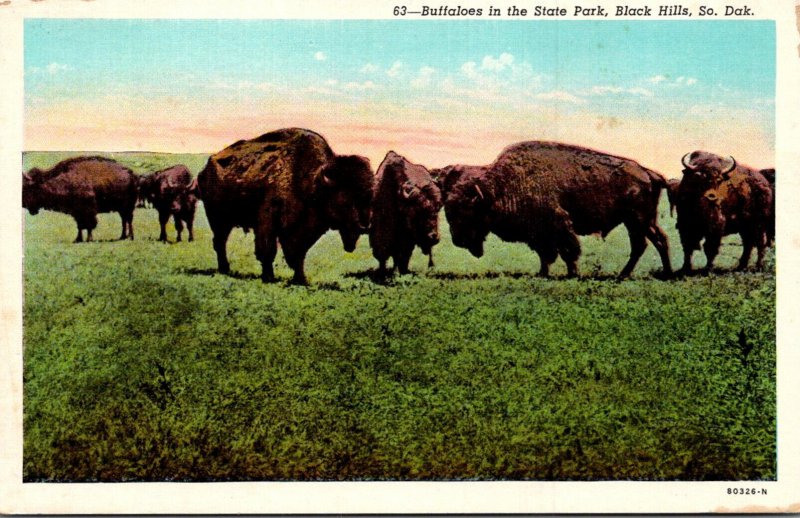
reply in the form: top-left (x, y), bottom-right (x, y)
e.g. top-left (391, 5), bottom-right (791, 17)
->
top-left (676, 151), bottom-right (772, 274)
top-left (760, 168), bottom-right (775, 246)
top-left (198, 128), bottom-right (374, 284)
top-left (441, 141), bottom-right (672, 278)
top-left (666, 178), bottom-right (681, 217)
top-left (22, 156), bottom-right (137, 242)
top-left (369, 151), bottom-right (442, 275)
top-left (138, 165), bottom-right (198, 242)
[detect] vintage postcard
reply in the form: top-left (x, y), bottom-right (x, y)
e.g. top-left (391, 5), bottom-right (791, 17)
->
top-left (1, 0), bottom-right (798, 513)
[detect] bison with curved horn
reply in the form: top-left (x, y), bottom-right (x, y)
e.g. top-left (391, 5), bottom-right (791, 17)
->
top-left (198, 128), bottom-right (374, 285)
top-left (369, 151), bottom-right (442, 276)
top-left (675, 151), bottom-right (772, 274)
top-left (22, 156), bottom-right (138, 242)
top-left (441, 141), bottom-right (672, 278)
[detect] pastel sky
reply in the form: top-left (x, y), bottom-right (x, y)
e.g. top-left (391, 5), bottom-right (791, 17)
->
top-left (25, 19), bottom-right (775, 176)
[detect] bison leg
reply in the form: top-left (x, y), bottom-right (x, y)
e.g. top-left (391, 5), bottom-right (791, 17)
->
top-left (619, 229), bottom-right (646, 279)
top-left (280, 231), bottom-right (318, 285)
top-left (702, 234), bottom-right (722, 274)
top-left (755, 232), bottom-right (767, 270)
top-left (646, 224), bottom-right (672, 275)
top-left (255, 237), bottom-right (278, 283)
top-left (282, 243), bottom-right (309, 285)
top-left (211, 224), bottom-right (233, 274)
top-left (74, 227), bottom-right (84, 243)
top-left (120, 210), bottom-right (134, 240)
top-left (158, 210), bottom-right (170, 242)
top-left (556, 233), bottom-right (581, 278)
top-left (254, 214), bottom-right (279, 283)
top-left (676, 232), bottom-right (700, 276)
top-left (531, 242), bottom-right (558, 277)
top-left (174, 215), bottom-right (184, 243)
top-left (737, 229), bottom-right (764, 271)
top-left (394, 243), bottom-right (414, 275)
top-left (186, 216), bottom-right (194, 242)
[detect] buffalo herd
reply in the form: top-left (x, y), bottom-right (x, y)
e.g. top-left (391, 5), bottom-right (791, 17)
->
top-left (22, 128), bottom-right (775, 284)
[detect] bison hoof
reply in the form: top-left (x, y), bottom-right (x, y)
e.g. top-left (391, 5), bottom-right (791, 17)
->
top-left (290, 274), bottom-right (308, 286)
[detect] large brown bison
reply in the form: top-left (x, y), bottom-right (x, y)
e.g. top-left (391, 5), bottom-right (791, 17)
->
top-left (676, 151), bottom-right (772, 274)
top-left (666, 178), bottom-right (681, 217)
top-left (138, 165), bottom-right (198, 242)
top-left (198, 128), bottom-right (374, 284)
top-left (441, 141), bottom-right (672, 278)
top-left (22, 156), bottom-right (137, 242)
top-left (369, 151), bottom-right (442, 275)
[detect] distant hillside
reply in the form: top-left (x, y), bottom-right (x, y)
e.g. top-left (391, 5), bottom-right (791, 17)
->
top-left (23, 151), bottom-right (211, 176)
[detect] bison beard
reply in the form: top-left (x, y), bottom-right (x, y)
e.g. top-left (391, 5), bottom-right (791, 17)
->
top-left (441, 141), bottom-right (672, 278)
top-left (198, 128), bottom-right (374, 285)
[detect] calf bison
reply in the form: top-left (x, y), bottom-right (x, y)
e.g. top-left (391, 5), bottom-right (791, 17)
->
top-left (138, 165), bottom-right (198, 242)
top-left (23, 156), bottom-right (137, 242)
top-left (198, 128), bottom-right (374, 284)
top-left (666, 178), bottom-right (681, 217)
top-left (369, 151), bottom-right (442, 275)
top-left (676, 151), bottom-right (772, 274)
top-left (441, 141), bottom-right (672, 278)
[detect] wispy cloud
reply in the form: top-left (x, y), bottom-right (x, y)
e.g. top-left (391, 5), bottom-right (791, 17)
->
top-left (28, 62), bottom-right (71, 75)
top-left (314, 51), bottom-right (326, 61)
top-left (588, 85), bottom-right (654, 97)
top-left (360, 63), bottom-right (379, 74)
top-left (47, 62), bottom-right (70, 74)
top-left (647, 74), bottom-right (698, 87)
top-left (343, 80), bottom-right (377, 91)
top-left (387, 61), bottom-right (403, 78)
top-left (536, 90), bottom-right (586, 104)
top-left (411, 66), bottom-right (436, 89)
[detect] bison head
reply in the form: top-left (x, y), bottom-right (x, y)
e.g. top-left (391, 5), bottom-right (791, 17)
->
top-left (22, 171), bottom-right (41, 215)
top-left (441, 165), bottom-right (492, 258)
top-left (681, 151), bottom-right (737, 183)
top-left (319, 155), bottom-right (374, 252)
top-left (399, 179), bottom-right (443, 255)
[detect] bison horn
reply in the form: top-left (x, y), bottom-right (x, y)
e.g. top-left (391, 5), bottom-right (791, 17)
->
top-left (722, 156), bottom-right (737, 175)
top-left (474, 184), bottom-right (484, 200)
top-left (321, 170), bottom-right (335, 187)
top-left (681, 152), bottom-right (697, 172)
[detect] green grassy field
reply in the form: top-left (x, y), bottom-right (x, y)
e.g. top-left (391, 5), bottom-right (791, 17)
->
top-left (22, 152), bottom-right (776, 481)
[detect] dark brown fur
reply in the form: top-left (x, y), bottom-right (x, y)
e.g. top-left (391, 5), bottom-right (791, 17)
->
top-left (369, 151), bottom-right (442, 275)
top-left (666, 178), bottom-right (681, 217)
top-left (23, 156), bottom-right (138, 242)
top-left (197, 128), bottom-right (374, 284)
top-left (676, 151), bottom-right (772, 273)
top-left (139, 165), bottom-right (198, 242)
top-left (760, 168), bottom-right (775, 246)
top-left (441, 141), bottom-right (672, 278)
